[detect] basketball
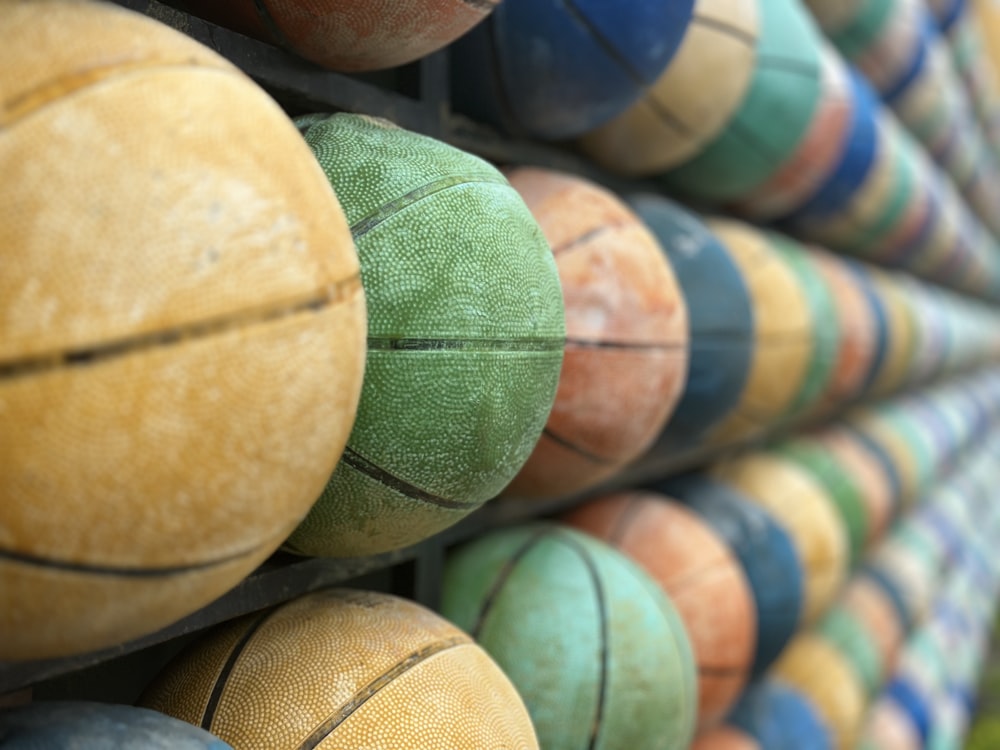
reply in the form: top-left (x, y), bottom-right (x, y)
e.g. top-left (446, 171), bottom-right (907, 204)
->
top-left (504, 169), bottom-right (688, 498)
top-left (564, 492), bottom-right (756, 729)
top-left (578, 0), bottom-right (759, 175)
top-left (654, 473), bottom-right (804, 677)
top-left (817, 606), bottom-right (886, 696)
top-left (690, 727), bottom-right (761, 750)
top-left (773, 634), bottom-right (868, 750)
top-left (0, 0), bottom-right (366, 660)
top-left (451, 0), bottom-right (696, 139)
top-left (706, 219), bottom-right (814, 444)
top-left (182, 0), bottom-right (500, 71)
top-left (286, 113), bottom-right (565, 557)
top-left (442, 523), bottom-right (698, 750)
top-left (712, 452), bottom-right (849, 623)
top-left (140, 589), bottom-right (539, 748)
top-left (729, 679), bottom-right (833, 750)
top-left (630, 195), bottom-right (753, 448)
top-left (0, 702), bottom-right (231, 749)
top-left (860, 696), bottom-right (922, 750)
top-left (660, 0), bottom-right (825, 203)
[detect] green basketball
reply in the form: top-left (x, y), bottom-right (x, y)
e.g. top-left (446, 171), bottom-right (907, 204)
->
top-left (286, 114), bottom-right (565, 557)
top-left (442, 523), bottom-right (697, 750)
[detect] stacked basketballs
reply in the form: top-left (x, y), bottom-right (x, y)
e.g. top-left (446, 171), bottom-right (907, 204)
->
top-left (6, 0), bottom-right (1000, 749)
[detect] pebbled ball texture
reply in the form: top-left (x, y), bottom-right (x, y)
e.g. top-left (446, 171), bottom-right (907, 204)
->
top-left (504, 168), bottom-right (688, 499)
top-left (183, 0), bottom-right (501, 72)
top-left (285, 113), bottom-right (565, 557)
top-left (140, 589), bottom-right (539, 749)
top-left (0, 0), bottom-right (366, 660)
top-left (442, 523), bottom-right (697, 750)
top-left (0, 702), bottom-right (232, 750)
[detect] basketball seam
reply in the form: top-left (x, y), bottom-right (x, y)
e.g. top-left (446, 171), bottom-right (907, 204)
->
top-left (366, 336), bottom-right (563, 352)
top-left (469, 526), bottom-right (555, 638)
top-left (200, 609), bottom-right (277, 731)
top-left (551, 224), bottom-right (621, 256)
top-left (555, 530), bottom-right (609, 750)
top-left (1, 60), bottom-right (235, 130)
top-left (690, 13), bottom-right (758, 48)
top-left (251, 0), bottom-right (297, 54)
top-left (0, 278), bottom-right (360, 381)
top-left (460, 0), bottom-right (501, 10)
top-left (340, 446), bottom-right (483, 510)
top-left (350, 176), bottom-right (509, 239)
top-left (607, 494), bottom-right (645, 546)
top-left (566, 337), bottom-right (687, 351)
top-left (558, 0), bottom-right (651, 86)
top-left (541, 426), bottom-right (619, 465)
top-left (0, 536), bottom-right (270, 578)
top-left (296, 636), bottom-right (470, 749)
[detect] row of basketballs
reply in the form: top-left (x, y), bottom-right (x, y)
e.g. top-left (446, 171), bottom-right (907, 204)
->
top-left (9, 2), bottom-right (1000, 666)
top-left (3, 362), bottom-right (997, 749)
top-left (127, 0), bottom-right (1000, 301)
top-left (697, 421), bottom-right (1000, 750)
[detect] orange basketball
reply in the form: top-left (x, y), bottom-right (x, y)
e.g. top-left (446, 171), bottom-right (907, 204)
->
top-left (505, 168), bottom-right (688, 498)
top-left (690, 727), bottom-right (761, 750)
top-left (564, 491), bottom-right (756, 729)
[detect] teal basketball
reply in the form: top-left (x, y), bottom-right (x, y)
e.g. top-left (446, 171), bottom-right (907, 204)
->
top-left (286, 114), bottom-right (565, 557)
top-left (442, 523), bottom-right (697, 750)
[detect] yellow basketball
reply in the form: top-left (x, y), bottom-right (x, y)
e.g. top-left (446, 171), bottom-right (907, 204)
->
top-left (577, 0), bottom-right (759, 176)
top-left (773, 634), bottom-right (867, 750)
top-left (712, 452), bottom-right (849, 623)
top-left (706, 219), bottom-right (814, 445)
top-left (140, 590), bottom-right (538, 748)
top-left (0, 0), bottom-right (366, 659)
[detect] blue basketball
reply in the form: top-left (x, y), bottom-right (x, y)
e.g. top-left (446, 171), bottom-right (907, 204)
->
top-left (787, 67), bottom-right (879, 221)
top-left (653, 473), bottom-right (803, 676)
top-left (450, 0), bottom-right (695, 139)
top-left (629, 194), bottom-right (752, 447)
top-left (0, 702), bottom-right (231, 749)
top-left (729, 679), bottom-right (832, 750)
top-left (885, 678), bottom-right (933, 744)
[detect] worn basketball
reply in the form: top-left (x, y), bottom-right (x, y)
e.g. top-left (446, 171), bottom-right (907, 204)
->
top-left (0, 1), bottom-right (367, 661)
top-left (577, 0), bottom-right (759, 175)
top-left (729, 679), bottom-right (833, 750)
top-left (773, 438), bottom-right (869, 568)
top-left (773, 634), bottom-right (867, 750)
top-left (442, 524), bottom-right (698, 750)
top-left (140, 589), bottom-right (538, 748)
top-left (0, 703), bottom-right (232, 750)
top-left (183, 0), bottom-right (499, 71)
top-left (660, 0), bottom-right (825, 203)
top-left (706, 219), bottom-right (814, 444)
top-left (504, 169), bottom-right (688, 498)
top-left (629, 195), bottom-right (753, 447)
top-left (286, 114), bottom-right (564, 557)
top-left (654, 473), bottom-right (804, 677)
top-left (564, 492), bottom-right (756, 729)
top-left (712, 452), bottom-right (849, 623)
top-left (451, 0), bottom-right (696, 139)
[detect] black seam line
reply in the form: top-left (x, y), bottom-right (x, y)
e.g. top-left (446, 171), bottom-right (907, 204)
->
top-left (729, 117), bottom-right (785, 163)
top-left (350, 177), bottom-right (507, 239)
top-left (0, 541), bottom-right (261, 578)
top-left (201, 610), bottom-right (276, 730)
top-left (691, 13), bottom-right (759, 47)
top-left (252, 0), bottom-right (297, 53)
top-left (556, 530), bottom-right (609, 750)
top-left (366, 336), bottom-right (563, 352)
top-left (643, 93), bottom-right (696, 138)
top-left (551, 224), bottom-right (621, 255)
top-left (461, 0), bottom-right (500, 9)
top-left (608, 494), bottom-right (645, 546)
top-left (542, 427), bottom-right (619, 465)
top-left (755, 55), bottom-right (821, 78)
top-left (0, 280), bottom-right (355, 381)
top-left (565, 338), bottom-right (687, 352)
top-left (341, 447), bottom-right (481, 510)
top-left (560, 0), bottom-right (651, 84)
top-left (1, 61), bottom-right (231, 130)
top-left (470, 527), bottom-right (556, 639)
top-left (297, 636), bottom-right (470, 749)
